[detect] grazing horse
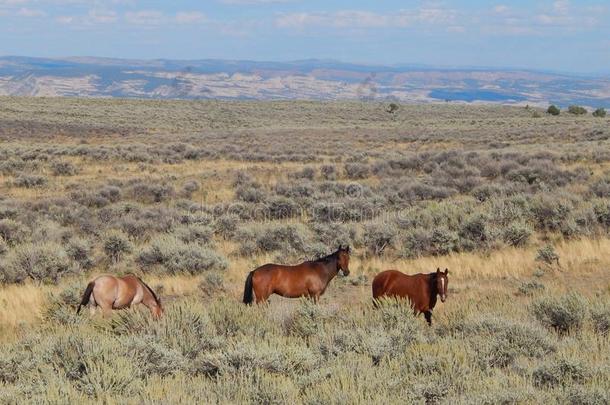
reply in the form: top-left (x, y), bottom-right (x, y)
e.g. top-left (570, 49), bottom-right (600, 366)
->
top-left (76, 274), bottom-right (163, 318)
top-left (372, 268), bottom-right (449, 325)
top-left (243, 246), bottom-right (350, 304)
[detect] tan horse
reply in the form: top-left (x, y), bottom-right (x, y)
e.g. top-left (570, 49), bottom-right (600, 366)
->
top-left (76, 274), bottom-right (163, 318)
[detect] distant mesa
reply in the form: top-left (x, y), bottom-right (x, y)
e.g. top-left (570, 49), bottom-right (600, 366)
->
top-left (0, 56), bottom-right (608, 107)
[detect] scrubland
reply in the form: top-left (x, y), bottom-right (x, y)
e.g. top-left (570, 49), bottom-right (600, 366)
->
top-left (0, 97), bottom-right (609, 403)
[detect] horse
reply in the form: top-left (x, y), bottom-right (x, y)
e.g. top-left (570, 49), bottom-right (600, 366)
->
top-left (243, 246), bottom-right (350, 304)
top-left (372, 268), bottom-right (449, 325)
top-left (76, 274), bottom-right (163, 318)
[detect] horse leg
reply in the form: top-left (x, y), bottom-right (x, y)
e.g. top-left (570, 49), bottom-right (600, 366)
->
top-left (88, 294), bottom-right (97, 316)
top-left (424, 311), bottom-right (433, 326)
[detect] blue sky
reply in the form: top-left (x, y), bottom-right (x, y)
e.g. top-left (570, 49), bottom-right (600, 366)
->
top-left (0, 0), bottom-right (608, 73)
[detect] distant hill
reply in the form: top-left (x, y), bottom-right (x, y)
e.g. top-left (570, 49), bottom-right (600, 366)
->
top-left (0, 56), bottom-right (608, 107)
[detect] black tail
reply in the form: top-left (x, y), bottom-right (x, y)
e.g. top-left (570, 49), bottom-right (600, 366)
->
top-left (76, 281), bottom-right (95, 314)
top-left (242, 271), bottom-right (254, 305)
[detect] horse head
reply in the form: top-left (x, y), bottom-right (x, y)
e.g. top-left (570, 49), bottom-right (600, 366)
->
top-left (151, 298), bottom-right (164, 319)
top-left (435, 268), bottom-right (449, 302)
top-left (337, 245), bottom-right (351, 276)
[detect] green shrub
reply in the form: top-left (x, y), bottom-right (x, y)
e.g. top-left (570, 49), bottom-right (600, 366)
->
top-left (214, 214), bottom-right (239, 239)
top-left (547, 105), bottom-right (560, 116)
top-left (174, 224), bottom-right (213, 245)
top-left (564, 385), bottom-right (609, 404)
top-left (66, 237), bottom-right (95, 270)
top-left (320, 165), bottom-right (337, 180)
top-left (447, 315), bottom-right (555, 368)
top-left (13, 173), bottom-right (47, 188)
top-left (535, 244), bottom-right (559, 265)
top-left (502, 222), bottom-right (532, 247)
top-left (533, 357), bottom-right (591, 387)
top-left (568, 105), bottom-right (587, 115)
top-left (199, 272), bottom-right (226, 297)
top-left (103, 230), bottom-right (133, 263)
top-left (236, 223), bottom-right (318, 257)
top-left (286, 299), bottom-right (326, 338)
top-left (592, 107), bottom-right (607, 118)
top-left (362, 223), bottom-right (396, 256)
top-left (591, 302), bottom-right (610, 335)
top-left (429, 227), bottom-right (459, 256)
top-left (0, 219), bottom-right (28, 245)
top-left (138, 235), bottom-right (227, 275)
top-left (0, 242), bottom-right (72, 284)
top-left (531, 292), bottom-right (588, 333)
top-left (518, 280), bottom-right (545, 296)
top-left (50, 161), bottom-right (78, 176)
top-left (180, 180), bottom-right (200, 198)
top-left (344, 163), bottom-right (370, 179)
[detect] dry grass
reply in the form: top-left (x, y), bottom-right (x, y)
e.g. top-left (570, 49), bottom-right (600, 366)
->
top-left (0, 98), bottom-right (609, 401)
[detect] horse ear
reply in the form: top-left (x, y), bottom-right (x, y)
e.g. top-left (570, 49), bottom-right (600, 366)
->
top-left (436, 267), bottom-right (440, 273)
top-left (445, 268), bottom-right (449, 275)
top-left (346, 245), bottom-right (350, 253)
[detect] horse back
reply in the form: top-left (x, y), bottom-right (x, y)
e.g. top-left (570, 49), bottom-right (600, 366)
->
top-left (252, 262), bottom-right (326, 298)
top-left (372, 270), bottom-right (431, 312)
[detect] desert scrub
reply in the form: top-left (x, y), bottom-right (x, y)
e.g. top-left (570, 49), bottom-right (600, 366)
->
top-left (531, 292), bottom-right (588, 333)
top-left (502, 222), bottom-right (532, 247)
top-left (591, 301), bottom-right (610, 335)
top-left (535, 244), bottom-right (559, 266)
top-left (517, 280), bottom-right (545, 296)
top-left (137, 235), bottom-right (227, 275)
top-left (0, 218), bottom-right (28, 245)
top-left (65, 237), bottom-right (95, 270)
top-left (532, 356), bottom-right (592, 387)
top-left (285, 299), bottom-right (327, 338)
top-left (103, 230), bottom-right (133, 263)
top-left (50, 160), bottom-right (78, 176)
top-left (235, 223), bottom-right (322, 258)
top-left (0, 242), bottom-right (72, 284)
top-left (443, 315), bottom-right (556, 368)
top-left (0, 237), bottom-right (7, 255)
top-left (12, 173), bottom-right (48, 188)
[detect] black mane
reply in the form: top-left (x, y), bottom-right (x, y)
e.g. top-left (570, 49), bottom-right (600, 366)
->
top-left (313, 250), bottom-right (339, 263)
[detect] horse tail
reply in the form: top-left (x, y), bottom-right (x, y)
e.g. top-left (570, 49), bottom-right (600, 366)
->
top-left (242, 271), bottom-right (255, 305)
top-left (77, 281), bottom-right (95, 314)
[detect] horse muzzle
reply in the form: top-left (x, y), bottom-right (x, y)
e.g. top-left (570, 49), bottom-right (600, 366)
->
top-left (440, 295), bottom-right (446, 303)
top-left (339, 268), bottom-right (350, 276)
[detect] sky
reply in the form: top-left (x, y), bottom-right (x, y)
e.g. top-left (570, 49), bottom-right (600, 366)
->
top-left (0, 0), bottom-right (609, 74)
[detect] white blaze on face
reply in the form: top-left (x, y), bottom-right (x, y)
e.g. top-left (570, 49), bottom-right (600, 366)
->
top-left (440, 277), bottom-right (446, 301)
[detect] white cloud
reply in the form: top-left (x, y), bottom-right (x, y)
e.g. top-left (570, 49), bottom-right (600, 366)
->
top-left (275, 7), bottom-right (456, 30)
top-left (175, 11), bottom-right (206, 24)
top-left (553, 0), bottom-right (569, 15)
top-left (493, 5), bottom-right (509, 14)
top-left (124, 10), bottom-right (208, 26)
top-left (88, 9), bottom-right (117, 23)
top-left (55, 15), bottom-right (74, 24)
top-left (221, 0), bottom-right (294, 4)
top-left (124, 10), bottom-right (164, 25)
top-left (16, 7), bottom-right (45, 17)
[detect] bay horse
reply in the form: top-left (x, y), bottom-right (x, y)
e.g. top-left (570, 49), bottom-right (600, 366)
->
top-left (372, 268), bottom-right (449, 325)
top-left (76, 274), bottom-right (163, 318)
top-left (243, 246), bottom-right (350, 304)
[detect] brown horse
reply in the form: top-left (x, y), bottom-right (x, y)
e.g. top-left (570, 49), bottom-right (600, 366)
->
top-left (76, 274), bottom-right (163, 318)
top-left (243, 246), bottom-right (350, 304)
top-left (372, 268), bottom-right (449, 325)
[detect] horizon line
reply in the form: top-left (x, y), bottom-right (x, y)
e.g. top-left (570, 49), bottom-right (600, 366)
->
top-left (1, 54), bottom-right (608, 79)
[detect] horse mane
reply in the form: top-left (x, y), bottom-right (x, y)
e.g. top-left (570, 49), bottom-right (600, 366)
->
top-left (313, 250), bottom-right (339, 263)
top-left (136, 276), bottom-right (161, 306)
